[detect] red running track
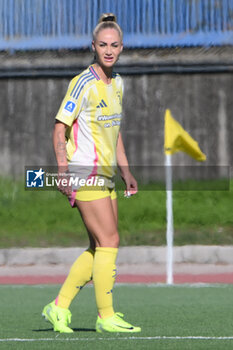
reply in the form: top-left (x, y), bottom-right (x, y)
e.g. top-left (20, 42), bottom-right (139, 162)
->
top-left (0, 274), bottom-right (233, 284)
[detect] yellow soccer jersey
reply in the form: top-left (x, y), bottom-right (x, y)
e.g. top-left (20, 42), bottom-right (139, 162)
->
top-left (55, 65), bottom-right (123, 179)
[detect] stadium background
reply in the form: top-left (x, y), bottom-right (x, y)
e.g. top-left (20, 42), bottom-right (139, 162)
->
top-left (0, 0), bottom-right (232, 181)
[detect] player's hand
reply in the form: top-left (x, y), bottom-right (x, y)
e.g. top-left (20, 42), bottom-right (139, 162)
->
top-left (57, 171), bottom-right (72, 198)
top-left (121, 170), bottom-right (138, 197)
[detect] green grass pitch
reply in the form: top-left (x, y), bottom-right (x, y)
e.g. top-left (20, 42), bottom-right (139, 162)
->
top-left (1, 284), bottom-right (233, 350)
top-left (1, 177), bottom-right (233, 247)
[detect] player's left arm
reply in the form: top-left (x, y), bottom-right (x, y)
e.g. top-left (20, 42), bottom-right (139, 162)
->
top-left (116, 132), bottom-right (138, 195)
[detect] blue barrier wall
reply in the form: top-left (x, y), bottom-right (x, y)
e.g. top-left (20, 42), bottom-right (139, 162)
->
top-left (0, 0), bottom-right (233, 51)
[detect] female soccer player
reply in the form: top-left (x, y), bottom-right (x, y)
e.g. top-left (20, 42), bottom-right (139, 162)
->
top-left (42, 13), bottom-right (141, 334)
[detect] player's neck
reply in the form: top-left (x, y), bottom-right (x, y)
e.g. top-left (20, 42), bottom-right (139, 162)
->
top-left (93, 63), bottom-right (113, 85)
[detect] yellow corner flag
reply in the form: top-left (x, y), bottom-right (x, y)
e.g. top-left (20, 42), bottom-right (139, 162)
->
top-left (164, 109), bottom-right (206, 161)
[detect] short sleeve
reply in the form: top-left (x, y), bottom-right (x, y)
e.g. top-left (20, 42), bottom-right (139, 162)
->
top-left (55, 75), bottom-right (85, 127)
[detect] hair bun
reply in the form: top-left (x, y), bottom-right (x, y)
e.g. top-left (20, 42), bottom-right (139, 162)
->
top-left (93, 12), bottom-right (122, 41)
top-left (98, 13), bottom-right (117, 23)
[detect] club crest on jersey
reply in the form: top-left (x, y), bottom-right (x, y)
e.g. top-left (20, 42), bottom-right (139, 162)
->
top-left (116, 91), bottom-right (122, 106)
top-left (64, 101), bottom-right (76, 114)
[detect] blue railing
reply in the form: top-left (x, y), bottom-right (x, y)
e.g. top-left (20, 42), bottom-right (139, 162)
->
top-left (0, 0), bottom-right (233, 51)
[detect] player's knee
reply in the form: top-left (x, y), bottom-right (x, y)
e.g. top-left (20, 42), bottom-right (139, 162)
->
top-left (99, 229), bottom-right (119, 248)
top-left (111, 231), bottom-right (120, 248)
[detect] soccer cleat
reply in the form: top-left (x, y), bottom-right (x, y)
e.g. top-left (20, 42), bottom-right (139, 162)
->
top-left (42, 300), bottom-right (73, 333)
top-left (96, 312), bottom-right (141, 333)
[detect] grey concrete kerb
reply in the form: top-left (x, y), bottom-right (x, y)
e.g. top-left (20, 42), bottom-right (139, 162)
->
top-left (1, 246), bottom-right (233, 266)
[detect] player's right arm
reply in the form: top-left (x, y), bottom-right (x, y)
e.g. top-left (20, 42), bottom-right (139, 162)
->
top-left (53, 121), bottom-right (68, 172)
top-left (53, 73), bottom-right (86, 196)
top-left (53, 121), bottom-right (71, 197)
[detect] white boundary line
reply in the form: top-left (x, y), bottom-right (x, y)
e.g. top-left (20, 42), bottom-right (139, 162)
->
top-left (1, 336), bottom-right (233, 342)
top-left (2, 283), bottom-right (231, 289)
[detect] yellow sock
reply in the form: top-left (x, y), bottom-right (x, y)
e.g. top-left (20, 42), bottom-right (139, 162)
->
top-left (56, 248), bottom-right (94, 309)
top-left (93, 247), bottom-right (118, 319)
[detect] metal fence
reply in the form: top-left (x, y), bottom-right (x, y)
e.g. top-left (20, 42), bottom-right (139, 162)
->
top-left (0, 0), bottom-right (233, 51)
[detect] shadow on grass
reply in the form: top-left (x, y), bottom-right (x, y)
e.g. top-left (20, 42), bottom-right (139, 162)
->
top-left (32, 327), bottom-right (96, 332)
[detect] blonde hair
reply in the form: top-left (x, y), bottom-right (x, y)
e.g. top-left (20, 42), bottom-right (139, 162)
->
top-left (93, 13), bottom-right (123, 42)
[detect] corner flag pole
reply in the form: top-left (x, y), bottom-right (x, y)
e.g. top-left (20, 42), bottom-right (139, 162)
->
top-left (164, 109), bottom-right (206, 285)
top-left (165, 153), bottom-right (174, 285)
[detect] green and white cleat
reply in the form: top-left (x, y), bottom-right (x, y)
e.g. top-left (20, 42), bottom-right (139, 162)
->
top-left (42, 300), bottom-right (73, 333)
top-left (96, 312), bottom-right (141, 333)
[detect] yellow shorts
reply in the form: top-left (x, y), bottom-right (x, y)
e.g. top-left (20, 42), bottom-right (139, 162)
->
top-left (69, 186), bottom-right (117, 206)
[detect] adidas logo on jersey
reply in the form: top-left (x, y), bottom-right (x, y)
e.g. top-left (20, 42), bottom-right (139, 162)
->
top-left (96, 99), bottom-right (108, 108)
